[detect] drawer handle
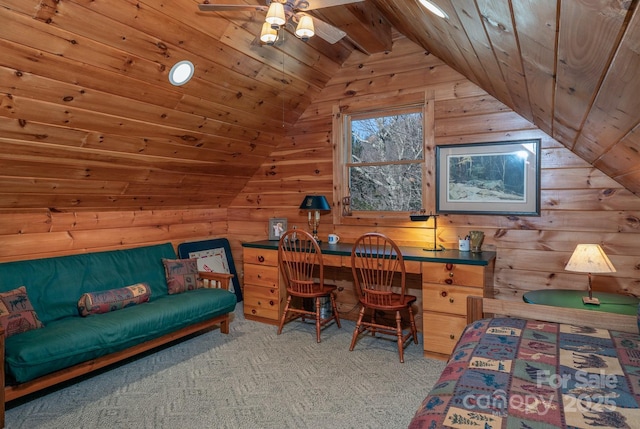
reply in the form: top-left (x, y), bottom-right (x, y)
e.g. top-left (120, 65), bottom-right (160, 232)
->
top-left (449, 334), bottom-right (455, 340)
top-left (252, 309), bottom-right (257, 314)
top-left (257, 274), bottom-right (262, 279)
top-left (269, 300), bottom-right (274, 306)
top-left (270, 288), bottom-right (275, 294)
top-left (449, 298), bottom-right (454, 303)
top-left (258, 256), bottom-right (265, 263)
top-left (440, 291), bottom-right (448, 297)
top-left (445, 278), bottom-right (453, 285)
top-left (445, 263), bottom-right (454, 270)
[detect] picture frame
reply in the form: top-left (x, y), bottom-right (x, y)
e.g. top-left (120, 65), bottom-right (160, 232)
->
top-left (268, 217), bottom-right (288, 241)
top-left (177, 238), bottom-right (243, 302)
top-left (436, 139), bottom-right (541, 215)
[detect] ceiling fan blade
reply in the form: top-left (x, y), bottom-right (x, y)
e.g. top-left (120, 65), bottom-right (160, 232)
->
top-left (302, 0), bottom-right (364, 11)
top-left (310, 16), bottom-right (346, 44)
top-left (198, 4), bottom-right (268, 12)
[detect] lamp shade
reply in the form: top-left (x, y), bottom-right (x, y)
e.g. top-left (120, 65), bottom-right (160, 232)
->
top-left (299, 195), bottom-right (331, 211)
top-left (265, 2), bottom-right (286, 28)
top-left (295, 15), bottom-right (315, 41)
top-left (565, 244), bottom-right (616, 273)
top-left (260, 22), bottom-right (278, 44)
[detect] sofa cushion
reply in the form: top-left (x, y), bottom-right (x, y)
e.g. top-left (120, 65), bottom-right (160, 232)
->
top-left (0, 286), bottom-right (44, 338)
top-left (78, 283), bottom-right (152, 317)
top-left (162, 258), bottom-right (202, 295)
top-left (5, 288), bottom-right (237, 383)
top-left (0, 243), bottom-right (177, 324)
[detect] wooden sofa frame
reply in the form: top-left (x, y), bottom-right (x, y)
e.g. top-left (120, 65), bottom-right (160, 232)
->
top-left (467, 296), bottom-right (638, 334)
top-left (0, 271), bottom-right (234, 428)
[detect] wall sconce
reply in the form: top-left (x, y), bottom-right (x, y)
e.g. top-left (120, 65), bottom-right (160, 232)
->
top-left (565, 244), bottom-right (616, 305)
top-left (300, 195), bottom-right (331, 242)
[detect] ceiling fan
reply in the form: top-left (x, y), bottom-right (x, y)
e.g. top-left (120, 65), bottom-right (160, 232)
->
top-left (198, 0), bottom-right (364, 45)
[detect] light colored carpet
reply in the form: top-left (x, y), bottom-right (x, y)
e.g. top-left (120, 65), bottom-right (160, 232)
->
top-left (5, 304), bottom-right (446, 429)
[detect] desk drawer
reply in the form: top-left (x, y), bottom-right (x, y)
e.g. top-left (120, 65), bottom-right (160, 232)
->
top-left (422, 312), bottom-right (468, 356)
top-left (243, 247), bottom-right (278, 266)
top-left (244, 284), bottom-right (281, 314)
top-left (422, 262), bottom-right (485, 287)
top-left (243, 264), bottom-right (279, 288)
top-left (422, 284), bottom-right (483, 316)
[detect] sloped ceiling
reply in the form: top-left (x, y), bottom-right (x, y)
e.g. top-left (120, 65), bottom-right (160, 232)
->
top-left (0, 0), bottom-right (639, 212)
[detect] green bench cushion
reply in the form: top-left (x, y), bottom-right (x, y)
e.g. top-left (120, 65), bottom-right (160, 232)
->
top-left (5, 288), bottom-right (236, 383)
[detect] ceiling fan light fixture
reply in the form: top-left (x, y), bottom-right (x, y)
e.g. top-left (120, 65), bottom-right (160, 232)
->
top-left (265, 2), bottom-right (286, 29)
top-left (418, 0), bottom-right (448, 19)
top-left (295, 15), bottom-right (315, 42)
top-left (260, 22), bottom-right (279, 45)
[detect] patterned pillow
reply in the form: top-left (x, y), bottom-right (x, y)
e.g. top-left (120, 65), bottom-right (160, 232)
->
top-left (162, 258), bottom-right (201, 295)
top-left (78, 283), bottom-right (151, 317)
top-left (0, 286), bottom-right (44, 337)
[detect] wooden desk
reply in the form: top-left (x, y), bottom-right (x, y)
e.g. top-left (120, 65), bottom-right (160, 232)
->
top-left (523, 289), bottom-right (639, 316)
top-left (242, 240), bottom-right (496, 359)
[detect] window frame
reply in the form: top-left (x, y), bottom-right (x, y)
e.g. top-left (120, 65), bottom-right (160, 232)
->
top-left (333, 99), bottom-right (430, 220)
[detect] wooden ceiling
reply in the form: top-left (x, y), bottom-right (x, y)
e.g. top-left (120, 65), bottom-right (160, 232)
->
top-left (0, 0), bottom-right (639, 211)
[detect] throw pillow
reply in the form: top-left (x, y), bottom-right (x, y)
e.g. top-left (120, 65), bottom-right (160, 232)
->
top-left (0, 286), bottom-right (45, 337)
top-left (162, 258), bottom-right (201, 295)
top-left (77, 283), bottom-right (151, 317)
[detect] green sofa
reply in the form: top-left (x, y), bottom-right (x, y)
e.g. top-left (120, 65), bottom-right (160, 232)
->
top-left (0, 242), bottom-right (236, 426)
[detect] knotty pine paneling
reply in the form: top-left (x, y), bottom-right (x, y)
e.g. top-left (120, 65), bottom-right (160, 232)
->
top-left (228, 35), bottom-right (640, 327)
top-left (0, 208), bottom-right (228, 262)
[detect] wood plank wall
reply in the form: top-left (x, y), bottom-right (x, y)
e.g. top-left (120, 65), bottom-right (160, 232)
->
top-left (0, 208), bottom-right (227, 262)
top-left (228, 35), bottom-right (640, 322)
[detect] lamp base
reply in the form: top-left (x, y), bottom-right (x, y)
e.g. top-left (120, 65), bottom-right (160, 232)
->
top-left (582, 296), bottom-right (600, 305)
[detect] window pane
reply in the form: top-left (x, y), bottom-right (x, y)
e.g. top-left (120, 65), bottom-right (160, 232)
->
top-left (349, 164), bottom-right (422, 211)
top-left (351, 113), bottom-right (423, 163)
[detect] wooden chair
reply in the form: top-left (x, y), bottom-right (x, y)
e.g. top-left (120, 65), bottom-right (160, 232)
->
top-left (277, 229), bottom-right (341, 342)
top-left (350, 233), bottom-right (418, 362)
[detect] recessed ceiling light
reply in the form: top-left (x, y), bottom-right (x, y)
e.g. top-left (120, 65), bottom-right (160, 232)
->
top-left (168, 60), bottom-right (195, 86)
top-left (418, 0), bottom-right (448, 19)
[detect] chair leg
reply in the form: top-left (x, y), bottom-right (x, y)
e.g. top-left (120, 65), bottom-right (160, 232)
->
top-left (350, 306), bottom-right (366, 351)
top-left (277, 296), bottom-right (293, 335)
top-left (315, 297), bottom-right (322, 343)
top-left (396, 311), bottom-right (405, 363)
top-left (330, 292), bottom-right (341, 328)
top-left (409, 307), bottom-right (418, 344)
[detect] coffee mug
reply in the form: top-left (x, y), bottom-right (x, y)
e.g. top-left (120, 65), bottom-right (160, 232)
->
top-left (328, 234), bottom-right (340, 244)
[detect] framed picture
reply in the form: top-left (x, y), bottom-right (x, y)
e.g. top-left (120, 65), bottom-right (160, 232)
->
top-left (436, 139), bottom-right (541, 215)
top-left (268, 218), bottom-right (288, 240)
top-left (177, 238), bottom-right (243, 302)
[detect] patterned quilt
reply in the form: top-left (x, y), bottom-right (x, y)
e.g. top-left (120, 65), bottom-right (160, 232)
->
top-left (408, 317), bottom-right (640, 429)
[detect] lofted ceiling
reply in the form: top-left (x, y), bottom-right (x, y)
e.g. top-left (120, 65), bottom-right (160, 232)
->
top-left (0, 0), bottom-right (639, 212)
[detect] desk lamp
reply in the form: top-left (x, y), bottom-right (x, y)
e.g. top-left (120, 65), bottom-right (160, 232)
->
top-left (409, 210), bottom-right (443, 251)
top-left (300, 195), bottom-right (331, 242)
top-left (565, 244), bottom-right (616, 305)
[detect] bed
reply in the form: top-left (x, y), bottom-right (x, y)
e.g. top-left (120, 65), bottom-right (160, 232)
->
top-left (409, 297), bottom-right (640, 429)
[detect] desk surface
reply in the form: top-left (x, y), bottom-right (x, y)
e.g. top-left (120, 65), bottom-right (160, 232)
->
top-left (523, 289), bottom-right (639, 315)
top-left (243, 240), bottom-right (496, 266)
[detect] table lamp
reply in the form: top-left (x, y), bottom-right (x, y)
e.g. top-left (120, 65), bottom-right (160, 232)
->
top-left (564, 244), bottom-right (616, 305)
top-left (299, 195), bottom-right (331, 242)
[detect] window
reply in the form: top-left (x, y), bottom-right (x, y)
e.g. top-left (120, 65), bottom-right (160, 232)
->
top-left (342, 104), bottom-right (426, 213)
